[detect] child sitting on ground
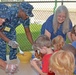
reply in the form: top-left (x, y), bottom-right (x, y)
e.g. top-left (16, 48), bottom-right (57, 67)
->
top-left (49, 50), bottom-right (75, 75)
top-left (31, 35), bottom-right (55, 75)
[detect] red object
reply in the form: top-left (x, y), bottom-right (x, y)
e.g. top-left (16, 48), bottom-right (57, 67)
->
top-left (42, 54), bottom-right (52, 72)
top-left (48, 71), bottom-right (55, 75)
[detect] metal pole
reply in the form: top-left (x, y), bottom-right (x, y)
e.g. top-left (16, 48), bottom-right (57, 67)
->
top-left (53, 0), bottom-right (57, 13)
top-left (61, 0), bottom-right (63, 5)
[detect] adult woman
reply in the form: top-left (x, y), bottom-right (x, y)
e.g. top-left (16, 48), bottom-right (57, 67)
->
top-left (41, 5), bottom-right (72, 42)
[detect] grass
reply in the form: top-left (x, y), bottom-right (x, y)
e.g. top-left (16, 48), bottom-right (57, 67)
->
top-left (7, 23), bottom-right (70, 53)
top-left (16, 23), bottom-right (42, 51)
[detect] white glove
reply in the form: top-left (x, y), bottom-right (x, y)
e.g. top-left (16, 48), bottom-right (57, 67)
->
top-left (5, 64), bottom-right (18, 74)
top-left (8, 41), bottom-right (19, 48)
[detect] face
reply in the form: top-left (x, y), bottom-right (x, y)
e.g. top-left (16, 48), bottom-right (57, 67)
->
top-left (57, 12), bottom-right (66, 24)
top-left (37, 47), bottom-right (46, 54)
top-left (18, 9), bottom-right (29, 20)
top-left (71, 34), bottom-right (76, 41)
top-left (0, 18), bottom-right (5, 26)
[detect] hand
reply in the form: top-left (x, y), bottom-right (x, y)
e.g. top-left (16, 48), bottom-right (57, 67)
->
top-left (30, 59), bottom-right (37, 67)
top-left (33, 58), bottom-right (40, 61)
top-left (8, 41), bottom-right (19, 48)
top-left (5, 64), bottom-right (18, 74)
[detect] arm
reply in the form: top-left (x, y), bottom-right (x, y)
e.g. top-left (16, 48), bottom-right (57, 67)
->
top-left (0, 31), bottom-right (19, 48)
top-left (24, 27), bottom-right (33, 45)
top-left (0, 59), bottom-right (7, 70)
top-left (45, 29), bottom-right (51, 39)
top-left (43, 17), bottom-right (53, 39)
top-left (30, 60), bottom-right (47, 75)
top-left (0, 31), bottom-right (10, 43)
top-left (67, 32), bottom-right (72, 42)
top-left (0, 59), bottom-right (18, 73)
top-left (67, 19), bottom-right (73, 42)
top-left (0, 18), bottom-right (10, 42)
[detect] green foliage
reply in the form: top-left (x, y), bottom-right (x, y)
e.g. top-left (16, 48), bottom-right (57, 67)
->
top-left (16, 23), bottom-right (42, 51)
top-left (7, 23), bottom-right (70, 53)
top-left (66, 36), bottom-right (71, 44)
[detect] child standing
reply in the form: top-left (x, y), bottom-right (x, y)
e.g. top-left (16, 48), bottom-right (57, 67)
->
top-left (31, 35), bottom-right (55, 75)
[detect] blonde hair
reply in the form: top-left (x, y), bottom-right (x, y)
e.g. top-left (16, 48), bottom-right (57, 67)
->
top-left (52, 35), bottom-right (65, 50)
top-left (53, 5), bottom-right (70, 34)
top-left (33, 35), bottom-right (52, 50)
top-left (49, 50), bottom-right (75, 75)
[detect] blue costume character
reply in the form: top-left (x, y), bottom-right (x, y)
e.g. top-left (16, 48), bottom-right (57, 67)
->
top-left (41, 5), bottom-right (72, 41)
top-left (0, 2), bottom-right (34, 61)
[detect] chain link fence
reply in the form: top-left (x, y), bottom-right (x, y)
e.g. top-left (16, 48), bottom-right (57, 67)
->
top-left (1, 1), bottom-right (76, 51)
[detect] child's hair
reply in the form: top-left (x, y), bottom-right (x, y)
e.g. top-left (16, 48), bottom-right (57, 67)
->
top-left (70, 25), bottom-right (76, 42)
top-left (49, 50), bottom-right (75, 75)
top-left (52, 35), bottom-right (65, 50)
top-left (71, 25), bottom-right (76, 36)
top-left (33, 35), bottom-right (52, 50)
top-left (62, 44), bottom-right (76, 56)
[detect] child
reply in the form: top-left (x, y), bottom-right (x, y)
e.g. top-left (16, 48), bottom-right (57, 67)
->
top-left (62, 44), bottom-right (76, 56)
top-left (70, 25), bottom-right (76, 48)
top-left (62, 44), bottom-right (76, 75)
top-left (52, 35), bottom-right (65, 51)
top-left (0, 59), bottom-right (18, 74)
top-left (31, 35), bottom-right (55, 75)
top-left (49, 50), bottom-right (75, 75)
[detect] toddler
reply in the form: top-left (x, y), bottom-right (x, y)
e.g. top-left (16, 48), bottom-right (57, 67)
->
top-left (31, 35), bottom-right (55, 75)
top-left (49, 50), bottom-right (75, 75)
